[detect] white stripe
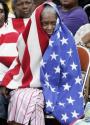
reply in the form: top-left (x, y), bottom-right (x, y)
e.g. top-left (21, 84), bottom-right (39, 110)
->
top-left (23, 18), bottom-right (30, 26)
top-left (0, 63), bottom-right (8, 81)
top-left (0, 43), bottom-right (18, 57)
top-left (27, 11), bottom-right (42, 87)
top-left (9, 58), bottom-right (18, 70)
top-left (7, 67), bottom-right (24, 89)
top-left (18, 34), bottom-right (26, 63)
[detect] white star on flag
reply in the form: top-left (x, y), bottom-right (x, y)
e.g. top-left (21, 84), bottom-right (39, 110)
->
top-left (70, 62), bottom-right (78, 70)
top-left (61, 113), bottom-right (69, 122)
top-left (45, 81), bottom-right (50, 88)
top-left (50, 86), bottom-right (56, 92)
top-left (67, 96), bottom-right (75, 105)
top-left (63, 83), bottom-right (71, 91)
top-left (50, 52), bottom-right (58, 60)
top-left (60, 58), bottom-right (65, 65)
top-left (62, 72), bottom-right (68, 78)
top-left (75, 76), bottom-right (82, 84)
top-left (61, 37), bottom-right (68, 45)
top-left (49, 40), bottom-right (54, 47)
top-left (54, 66), bottom-right (60, 73)
top-left (46, 100), bottom-right (53, 108)
top-left (58, 102), bottom-right (65, 107)
top-left (78, 91), bottom-right (83, 98)
top-left (45, 73), bottom-right (50, 81)
top-left (67, 48), bottom-right (73, 57)
top-left (71, 110), bottom-right (79, 118)
top-left (40, 59), bottom-right (46, 67)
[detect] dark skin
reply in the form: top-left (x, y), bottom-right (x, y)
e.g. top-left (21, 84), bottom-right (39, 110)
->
top-left (12, 0), bottom-right (46, 18)
top-left (12, 0), bottom-right (34, 18)
top-left (41, 6), bottom-right (57, 37)
top-left (60, 0), bottom-right (78, 11)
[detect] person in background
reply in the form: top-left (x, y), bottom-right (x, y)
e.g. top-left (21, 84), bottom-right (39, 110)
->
top-left (75, 23), bottom-right (90, 50)
top-left (7, 0), bottom-right (47, 34)
top-left (1, 1), bottom-right (84, 125)
top-left (8, 0), bottom-right (35, 34)
top-left (0, 0), bottom-right (19, 125)
top-left (53, 0), bottom-right (89, 35)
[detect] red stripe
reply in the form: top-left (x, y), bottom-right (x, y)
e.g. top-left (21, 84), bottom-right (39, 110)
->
top-left (21, 44), bottom-right (32, 88)
top-left (35, 5), bottom-right (49, 54)
top-left (22, 19), bottom-right (31, 44)
top-left (12, 18), bottom-right (26, 34)
top-left (0, 32), bottom-right (18, 44)
top-left (2, 58), bottom-right (20, 87)
top-left (0, 57), bottom-right (16, 67)
top-left (1, 4), bottom-right (49, 88)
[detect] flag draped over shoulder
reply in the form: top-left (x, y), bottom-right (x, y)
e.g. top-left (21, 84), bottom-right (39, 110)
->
top-left (40, 2), bottom-right (84, 125)
top-left (8, 18), bottom-right (29, 34)
top-left (1, 3), bottom-right (49, 89)
top-left (1, 2), bottom-right (84, 124)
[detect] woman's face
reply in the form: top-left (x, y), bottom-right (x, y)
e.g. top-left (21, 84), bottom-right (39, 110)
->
top-left (41, 9), bottom-right (57, 37)
top-left (0, 3), bottom-right (5, 27)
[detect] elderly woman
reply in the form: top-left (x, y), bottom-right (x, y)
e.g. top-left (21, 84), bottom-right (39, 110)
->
top-left (1, 1), bottom-right (84, 125)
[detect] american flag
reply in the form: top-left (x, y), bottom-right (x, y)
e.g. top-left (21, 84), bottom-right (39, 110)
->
top-left (1, 2), bottom-right (84, 124)
top-left (8, 18), bottom-right (30, 34)
top-left (40, 2), bottom-right (84, 125)
top-left (1, 3), bottom-right (49, 89)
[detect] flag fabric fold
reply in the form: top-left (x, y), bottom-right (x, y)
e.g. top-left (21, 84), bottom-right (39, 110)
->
top-left (40, 2), bottom-right (84, 125)
top-left (1, 3), bottom-right (49, 89)
top-left (1, 2), bottom-right (84, 124)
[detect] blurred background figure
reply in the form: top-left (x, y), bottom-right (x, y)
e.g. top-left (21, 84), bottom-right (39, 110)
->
top-left (72, 102), bottom-right (90, 125)
top-left (0, 0), bottom-right (19, 125)
top-left (53, 0), bottom-right (89, 35)
top-left (8, 0), bottom-right (46, 34)
top-left (75, 23), bottom-right (90, 50)
top-left (5, 0), bottom-right (13, 13)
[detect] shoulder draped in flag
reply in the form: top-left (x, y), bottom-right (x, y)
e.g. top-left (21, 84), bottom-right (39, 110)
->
top-left (8, 18), bottom-right (30, 34)
top-left (1, 2), bottom-right (49, 89)
top-left (0, 24), bottom-right (19, 81)
top-left (40, 2), bottom-right (84, 125)
top-left (1, 2), bottom-right (84, 124)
